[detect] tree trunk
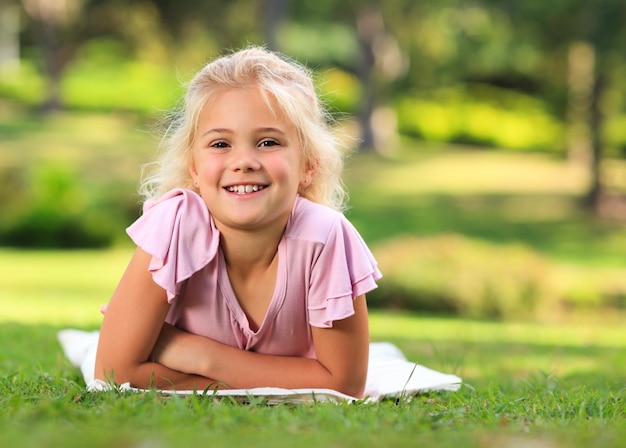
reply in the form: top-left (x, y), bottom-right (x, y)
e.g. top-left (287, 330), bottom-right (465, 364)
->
top-left (355, 6), bottom-right (382, 152)
top-left (20, 0), bottom-right (78, 112)
top-left (262, 0), bottom-right (289, 51)
top-left (0, 3), bottom-right (20, 78)
top-left (584, 74), bottom-right (605, 208)
top-left (566, 42), bottom-right (594, 165)
top-left (566, 41), bottom-right (605, 209)
top-left (36, 16), bottom-right (63, 111)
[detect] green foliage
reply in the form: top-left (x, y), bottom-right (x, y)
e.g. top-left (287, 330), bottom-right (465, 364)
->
top-left (316, 68), bottom-right (361, 114)
top-left (0, 39), bottom-right (181, 113)
top-left (0, 110), bottom-right (152, 249)
top-left (368, 234), bottom-right (558, 320)
top-left (605, 114), bottom-right (626, 156)
top-left (396, 84), bottom-right (565, 151)
top-left (0, 165), bottom-right (127, 249)
top-left (61, 39), bottom-right (181, 113)
top-left (278, 21), bottom-right (359, 68)
top-left (0, 61), bottom-right (47, 106)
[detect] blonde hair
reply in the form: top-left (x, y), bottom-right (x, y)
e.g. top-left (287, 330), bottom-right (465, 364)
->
top-left (140, 46), bottom-right (348, 211)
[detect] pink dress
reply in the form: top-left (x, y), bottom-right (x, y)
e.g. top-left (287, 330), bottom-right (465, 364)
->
top-left (126, 189), bottom-right (382, 359)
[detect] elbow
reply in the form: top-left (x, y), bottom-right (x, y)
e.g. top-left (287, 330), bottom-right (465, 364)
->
top-left (94, 351), bottom-right (136, 386)
top-left (334, 373), bottom-right (367, 399)
top-left (321, 355), bottom-right (368, 399)
top-left (94, 359), bottom-right (125, 385)
top-left (342, 383), bottom-right (366, 399)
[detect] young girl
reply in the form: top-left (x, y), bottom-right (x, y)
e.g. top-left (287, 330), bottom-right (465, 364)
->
top-left (94, 46), bottom-right (382, 399)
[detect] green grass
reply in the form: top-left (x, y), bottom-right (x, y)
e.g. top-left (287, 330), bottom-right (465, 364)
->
top-left (342, 148), bottom-right (626, 310)
top-left (1, 249), bottom-right (625, 448)
top-left (344, 148), bottom-right (626, 267)
top-left (2, 111), bottom-right (626, 446)
top-left (0, 249), bottom-right (129, 326)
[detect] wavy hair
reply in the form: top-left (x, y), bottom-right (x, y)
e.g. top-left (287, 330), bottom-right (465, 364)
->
top-left (139, 46), bottom-right (348, 211)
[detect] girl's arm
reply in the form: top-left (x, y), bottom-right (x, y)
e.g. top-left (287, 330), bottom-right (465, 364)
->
top-left (94, 248), bottom-right (222, 390)
top-left (151, 295), bottom-right (370, 398)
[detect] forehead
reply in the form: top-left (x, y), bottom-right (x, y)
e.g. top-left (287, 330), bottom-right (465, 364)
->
top-left (193, 87), bottom-right (305, 147)
top-left (199, 87), bottom-right (286, 122)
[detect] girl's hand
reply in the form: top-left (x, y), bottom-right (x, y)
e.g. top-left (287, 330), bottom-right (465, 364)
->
top-left (152, 295), bottom-right (370, 398)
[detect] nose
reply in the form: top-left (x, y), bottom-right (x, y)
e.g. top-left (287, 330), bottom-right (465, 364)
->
top-left (231, 145), bottom-right (261, 172)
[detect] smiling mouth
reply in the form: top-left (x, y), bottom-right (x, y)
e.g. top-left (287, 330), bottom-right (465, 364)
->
top-left (226, 184), bottom-right (266, 194)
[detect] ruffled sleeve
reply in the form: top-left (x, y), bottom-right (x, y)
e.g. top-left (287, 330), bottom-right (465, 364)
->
top-left (308, 214), bottom-right (382, 328)
top-left (126, 188), bottom-right (220, 301)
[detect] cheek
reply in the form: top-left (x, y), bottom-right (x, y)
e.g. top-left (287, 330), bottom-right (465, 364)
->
top-left (194, 158), bottom-right (220, 182)
top-left (269, 154), bottom-right (303, 182)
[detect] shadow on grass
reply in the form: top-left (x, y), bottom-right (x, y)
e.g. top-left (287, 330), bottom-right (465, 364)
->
top-left (384, 336), bottom-right (626, 391)
top-left (348, 192), bottom-right (626, 265)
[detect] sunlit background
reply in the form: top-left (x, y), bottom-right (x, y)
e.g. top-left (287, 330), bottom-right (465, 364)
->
top-left (2, 0), bottom-right (626, 323)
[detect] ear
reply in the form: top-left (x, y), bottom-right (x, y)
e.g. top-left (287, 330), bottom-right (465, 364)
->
top-left (189, 162), bottom-right (199, 187)
top-left (300, 160), bottom-right (317, 188)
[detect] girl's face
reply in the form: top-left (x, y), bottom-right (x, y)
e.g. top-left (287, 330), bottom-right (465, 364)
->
top-left (189, 86), bottom-right (314, 235)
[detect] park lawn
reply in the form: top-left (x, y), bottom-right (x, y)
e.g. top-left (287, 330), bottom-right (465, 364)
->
top-left (4, 108), bottom-right (626, 267)
top-left (1, 111), bottom-right (626, 446)
top-left (344, 148), bottom-right (626, 267)
top-left (1, 249), bottom-right (625, 448)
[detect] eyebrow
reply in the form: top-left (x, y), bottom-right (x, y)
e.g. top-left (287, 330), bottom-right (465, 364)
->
top-left (201, 127), bottom-right (287, 138)
top-left (201, 128), bottom-right (231, 137)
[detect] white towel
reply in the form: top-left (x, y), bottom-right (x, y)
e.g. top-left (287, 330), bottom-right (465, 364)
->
top-left (57, 329), bottom-right (462, 403)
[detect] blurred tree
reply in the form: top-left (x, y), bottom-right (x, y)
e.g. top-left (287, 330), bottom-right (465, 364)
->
top-left (13, 0), bottom-right (626, 204)
top-left (353, 5), bottom-right (382, 150)
top-left (371, 0), bottom-right (626, 208)
top-left (147, 0), bottom-right (263, 51)
top-left (490, 0), bottom-right (626, 208)
top-left (285, 0), bottom-right (405, 152)
top-left (262, 0), bottom-right (289, 51)
top-left (19, 0), bottom-right (84, 111)
top-left (17, 0), bottom-right (175, 110)
top-left (0, 1), bottom-right (21, 78)
top-left (16, 0), bottom-right (271, 111)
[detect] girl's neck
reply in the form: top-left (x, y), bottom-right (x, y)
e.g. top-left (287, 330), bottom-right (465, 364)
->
top-left (218, 225), bottom-right (284, 273)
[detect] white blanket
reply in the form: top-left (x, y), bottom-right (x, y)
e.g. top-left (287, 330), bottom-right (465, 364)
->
top-left (58, 329), bottom-right (462, 403)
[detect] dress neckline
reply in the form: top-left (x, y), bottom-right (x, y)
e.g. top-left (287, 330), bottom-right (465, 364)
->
top-left (217, 239), bottom-right (287, 343)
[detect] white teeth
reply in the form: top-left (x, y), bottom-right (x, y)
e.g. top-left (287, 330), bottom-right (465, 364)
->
top-left (227, 185), bottom-right (263, 194)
